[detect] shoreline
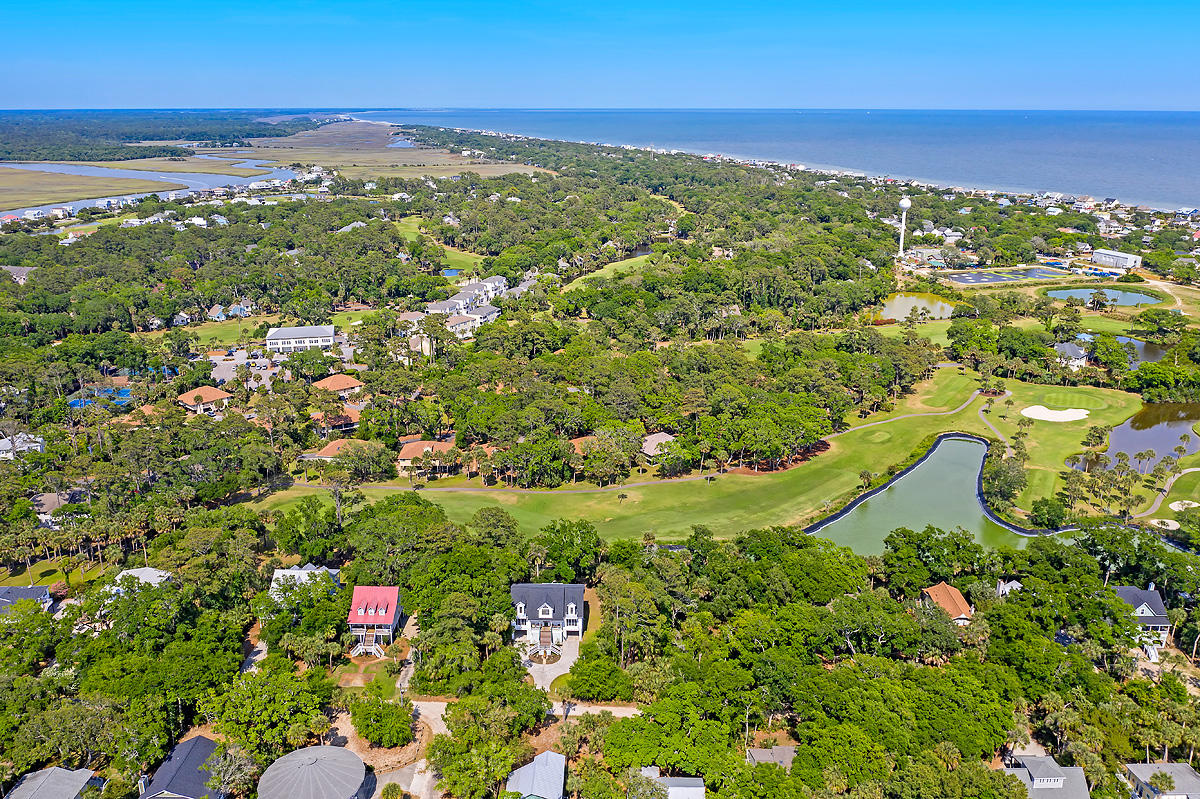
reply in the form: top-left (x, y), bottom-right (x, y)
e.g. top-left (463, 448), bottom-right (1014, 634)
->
top-left (352, 112), bottom-right (1185, 212)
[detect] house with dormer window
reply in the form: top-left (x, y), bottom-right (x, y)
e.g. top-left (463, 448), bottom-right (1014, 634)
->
top-left (510, 583), bottom-right (584, 656)
top-left (1004, 756), bottom-right (1089, 799)
top-left (347, 586), bottom-right (401, 658)
top-left (1115, 585), bottom-right (1171, 647)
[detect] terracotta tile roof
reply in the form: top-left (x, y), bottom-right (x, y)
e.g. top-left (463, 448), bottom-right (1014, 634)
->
top-left (176, 386), bottom-right (232, 405)
top-left (312, 438), bottom-right (382, 459)
top-left (921, 581), bottom-right (972, 620)
top-left (311, 405), bottom-right (362, 426)
top-left (396, 439), bottom-right (454, 461)
top-left (569, 435), bottom-right (597, 455)
top-left (312, 373), bottom-right (364, 392)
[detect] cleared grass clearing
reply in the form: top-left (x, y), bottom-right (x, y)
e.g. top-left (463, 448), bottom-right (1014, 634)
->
top-left (564, 254), bottom-right (652, 291)
top-left (0, 168), bottom-right (184, 212)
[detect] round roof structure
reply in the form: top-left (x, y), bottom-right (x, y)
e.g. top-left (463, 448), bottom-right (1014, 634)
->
top-left (258, 746), bottom-right (365, 799)
top-left (898, 197), bottom-right (912, 210)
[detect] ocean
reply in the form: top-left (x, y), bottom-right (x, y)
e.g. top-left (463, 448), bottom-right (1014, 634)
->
top-left (353, 109), bottom-right (1200, 210)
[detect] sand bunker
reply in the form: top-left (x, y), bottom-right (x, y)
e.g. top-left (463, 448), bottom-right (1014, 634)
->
top-left (1169, 500), bottom-right (1199, 513)
top-left (1021, 405), bottom-right (1090, 422)
top-left (1150, 518), bottom-right (1181, 531)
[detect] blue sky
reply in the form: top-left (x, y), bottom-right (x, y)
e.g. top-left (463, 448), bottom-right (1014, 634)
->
top-left (4, 0), bottom-right (1198, 110)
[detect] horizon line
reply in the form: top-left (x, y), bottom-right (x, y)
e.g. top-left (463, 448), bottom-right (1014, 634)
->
top-left (2, 106), bottom-right (1200, 114)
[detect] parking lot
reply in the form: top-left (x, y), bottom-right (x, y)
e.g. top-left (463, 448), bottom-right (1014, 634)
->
top-left (939, 267), bottom-right (1071, 285)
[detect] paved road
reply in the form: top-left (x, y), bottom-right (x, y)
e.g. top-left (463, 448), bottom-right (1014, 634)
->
top-left (1134, 467), bottom-right (1200, 518)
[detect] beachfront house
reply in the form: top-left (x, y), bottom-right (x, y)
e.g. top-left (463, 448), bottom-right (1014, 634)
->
top-left (510, 583), bottom-right (585, 656)
top-left (920, 581), bottom-right (973, 626)
top-left (1115, 585), bottom-right (1171, 647)
top-left (265, 325), bottom-right (335, 354)
top-left (347, 585), bottom-right (401, 657)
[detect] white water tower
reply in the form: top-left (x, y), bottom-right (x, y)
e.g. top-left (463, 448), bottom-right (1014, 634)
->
top-left (897, 196), bottom-right (912, 259)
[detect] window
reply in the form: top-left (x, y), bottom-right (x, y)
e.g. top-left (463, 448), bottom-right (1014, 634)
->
top-left (515, 602), bottom-right (526, 617)
top-left (539, 603), bottom-right (553, 619)
top-left (566, 603), bottom-right (577, 616)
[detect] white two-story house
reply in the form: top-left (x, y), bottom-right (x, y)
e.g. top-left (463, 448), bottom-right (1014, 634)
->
top-left (511, 583), bottom-right (585, 656)
top-left (1115, 585), bottom-right (1171, 647)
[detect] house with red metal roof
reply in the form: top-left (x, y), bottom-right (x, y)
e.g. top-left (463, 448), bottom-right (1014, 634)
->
top-left (347, 586), bottom-right (401, 658)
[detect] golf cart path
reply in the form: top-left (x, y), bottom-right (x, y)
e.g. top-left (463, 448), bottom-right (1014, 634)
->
top-left (1134, 467), bottom-right (1200, 518)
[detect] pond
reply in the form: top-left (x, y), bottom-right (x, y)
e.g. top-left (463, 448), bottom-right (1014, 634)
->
top-left (876, 292), bottom-right (959, 321)
top-left (1075, 403), bottom-right (1200, 473)
top-left (1077, 333), bottom-right (1167, 366)
top-left (1046, 288), bottom-right (1161, 306)
top-left (808, 436), bottom-right (1027, 554)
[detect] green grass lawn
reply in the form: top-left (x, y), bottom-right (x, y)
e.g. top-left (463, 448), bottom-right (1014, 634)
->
top-left (984, 381), bottom-right (1143, 511)
top-left (140, 315), bottom-right (279, 348)
top-left (392, 217), bottom-right (483, 274)
top-left (332, 310), bottom-right (374, 329)
top-left (563, 254), bottom-right (652, 291)
top-left (1157, 470), bottom-right (1200, 521)
top-left (878, 314), bottom-right (1134, 350)
top-left (1, 558), bottom-right (110, 588)
top-left (252, 373), bottom-right (1145, 545)
top-left (441, 247), bottom-right (484, 272)
top-left (393, 217), bottom-right (423, 236)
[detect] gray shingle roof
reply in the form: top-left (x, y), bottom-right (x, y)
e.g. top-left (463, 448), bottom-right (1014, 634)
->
top-left (1005, 756), bottom-right (1092, 799)
top-left (511, 584), bottom-right (585, 624)
top-left (9, 767), bottom-right (94, 799)
top-left (1114, 586), bottom-right (1169, 625)
top-left (258, 746), bottom-right (365, 799)
top-left (0, 586), bottom-right (51, 615)
top-left (505, 751), bottom-right (565, 799)
top-left (746, 746), bottom-right (797, 768)
top-left (141, 736), bottom-right (217, 799)
top-left (1127, 762), bottom-right (1200, 797)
